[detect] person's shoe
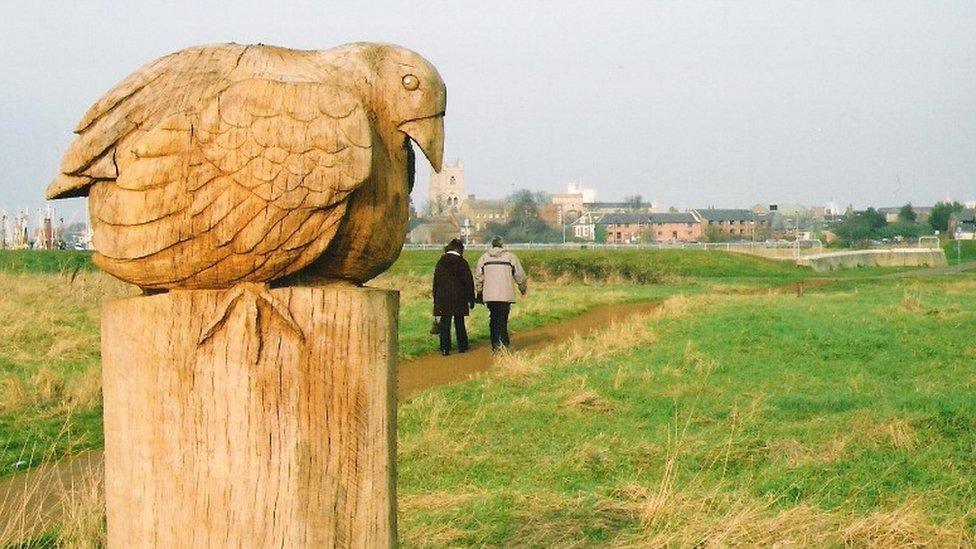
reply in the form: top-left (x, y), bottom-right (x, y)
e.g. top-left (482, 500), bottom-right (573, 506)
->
top-left (458, 347), bottom-right (469, 353)
top-left (440, 350), bottom-right (450, 356)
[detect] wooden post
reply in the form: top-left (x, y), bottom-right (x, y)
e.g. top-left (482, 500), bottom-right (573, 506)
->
top-left (100, 285), bottom-right (398, 547)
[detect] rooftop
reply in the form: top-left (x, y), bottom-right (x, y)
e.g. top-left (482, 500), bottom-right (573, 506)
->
top-left (950, 209), bottom-right (976, 222)
top-left (694, 208), bottom-right (757, 222)
top-left (648, 212), bottom-right (697, 223)
top-left (598, 213), bottom-right (649, 225)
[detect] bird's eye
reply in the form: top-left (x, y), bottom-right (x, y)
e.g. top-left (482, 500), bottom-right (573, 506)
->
top-left (401, 74), bottom-right (420, 91)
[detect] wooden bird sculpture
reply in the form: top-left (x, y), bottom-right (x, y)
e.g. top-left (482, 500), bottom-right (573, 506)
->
top-left (46, 42), bottom-right (446, 290)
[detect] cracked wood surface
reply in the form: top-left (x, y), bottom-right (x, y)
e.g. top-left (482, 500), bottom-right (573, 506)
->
top-left (101, 286), bottom-right (397, 547)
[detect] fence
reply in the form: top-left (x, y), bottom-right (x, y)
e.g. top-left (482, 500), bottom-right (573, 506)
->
top-left (403, 240), bottom-right (826, 255)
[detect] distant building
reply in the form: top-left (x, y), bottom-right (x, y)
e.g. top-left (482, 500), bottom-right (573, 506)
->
top-left (550, 181), bottom-right (597, 223)
top-left (407, 216), bottom-right (459, 245)
top-left (602, 213), bottom-right (647, 244)
top-left (0, 210), bottom-right (9, 249)
top-left (537, 203), bottom-right (565, 228)
top-left (566, 181), bottom-right (597, 203)
top-left (588, 212), bottom-right (702, 244)
top-left (572, 211), bottom-right (600, 241)
top-left (877, 206), bottom-right (932, 224)
top-left (949, 210), bottom-right (976, 240)
top-left (584, 201), bottom-right (659, 215)
top-left (646, 212), bottom-right (701, 242)
top-left (427, 158), bottom-right (466, 214)
top-left (459, 198), bottom-right (508, 240)
top-left (693, 208), bottom-right (757, 240)
top-left (549, 195), bottom-right (584, 223)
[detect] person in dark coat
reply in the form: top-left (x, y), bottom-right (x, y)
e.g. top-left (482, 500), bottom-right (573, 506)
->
top-left (433, 238), bottom-right (476, 355)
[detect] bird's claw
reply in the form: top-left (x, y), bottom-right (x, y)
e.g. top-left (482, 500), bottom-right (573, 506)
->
top-left (198, 283), bottom-right (304, 364)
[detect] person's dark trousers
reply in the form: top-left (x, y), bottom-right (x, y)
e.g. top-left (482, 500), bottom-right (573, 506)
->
top-left (486, 302), bottom-right (511, 350)
top-left (439, 315), bottom-right (469, 353)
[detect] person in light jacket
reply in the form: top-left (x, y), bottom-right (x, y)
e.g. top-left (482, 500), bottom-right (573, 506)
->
top-left (475, 236), bottom-right (527, 351)
top-left (433, 238), bottom-right (476, 355)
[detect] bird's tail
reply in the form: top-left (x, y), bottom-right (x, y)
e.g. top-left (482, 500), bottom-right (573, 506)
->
top-left (46, 174), bottom-right (95, 200)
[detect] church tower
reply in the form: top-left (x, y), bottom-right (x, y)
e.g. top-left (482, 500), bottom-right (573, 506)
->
top-left (427, 159), bottom-right (466, 214)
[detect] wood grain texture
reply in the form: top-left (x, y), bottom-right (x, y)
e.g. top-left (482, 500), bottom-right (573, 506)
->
top-left (46, 42), bottom-right (446, 288)
top-left (101, 286), bottom-right (398, 547)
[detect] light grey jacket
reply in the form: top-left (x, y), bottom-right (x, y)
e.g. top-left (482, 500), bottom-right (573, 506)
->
top-left (475, 247), bottom-right (528, 303)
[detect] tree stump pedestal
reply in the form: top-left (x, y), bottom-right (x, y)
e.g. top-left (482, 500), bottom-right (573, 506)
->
top-left (101, 285), bottom-right (398, 548)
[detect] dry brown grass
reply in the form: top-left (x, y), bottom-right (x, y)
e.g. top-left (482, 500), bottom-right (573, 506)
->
top-left (368, 272), bottom-right (431, 304)
top-left (561, 388), bottom-right (616, 413)
top-left (610, 488), bottom-right (971, 547)
top-left (0, 446), bottom-right (105, 547)
top-left (398, 392), bottom-right (482, 463)
top-left (399, 484), bottom-right (973, 548)
top-left (491, 294), bottom-right (704, 385)
top-left (0, 271), bottom-right (131, 416)
top-left (900, 286), bottom-right (925, 312)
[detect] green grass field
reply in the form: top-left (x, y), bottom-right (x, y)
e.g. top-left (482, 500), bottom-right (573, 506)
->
top-left (2, 248), bottom-right (973, 546)
top-left (944, 239), bottom-right (976, 263)
top-left (397, 275), bottom-right (976, 545)
top-left (3, 248), bottom-right (792, 473)
top-left (0, 250), bottom-right (95, 275)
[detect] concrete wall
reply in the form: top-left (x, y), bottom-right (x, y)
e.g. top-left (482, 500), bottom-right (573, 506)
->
top-left (797, 248), bottom-right (947, 272)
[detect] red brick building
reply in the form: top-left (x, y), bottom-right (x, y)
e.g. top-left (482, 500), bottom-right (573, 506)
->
top-left (601, 213), bottom-right (702, 243)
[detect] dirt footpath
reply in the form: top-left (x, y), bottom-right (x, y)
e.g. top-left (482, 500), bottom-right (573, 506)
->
top-left (398, 300), bottom-right (662, 396)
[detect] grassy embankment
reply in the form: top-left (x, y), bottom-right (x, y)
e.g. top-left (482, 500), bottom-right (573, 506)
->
top-left (0, 248), bottom-right (806, 475)
top-left (397, 274), bottom-right (976, 545)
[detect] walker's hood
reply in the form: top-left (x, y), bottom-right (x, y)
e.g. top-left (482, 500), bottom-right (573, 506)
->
top-left (486, 247), bottom-right (509, 258)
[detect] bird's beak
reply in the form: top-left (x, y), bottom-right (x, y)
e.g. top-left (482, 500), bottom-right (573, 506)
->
top-left (399, 113), bottom-right (444, 173)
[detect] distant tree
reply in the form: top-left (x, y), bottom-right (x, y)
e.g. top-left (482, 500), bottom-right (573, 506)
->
top-left (834, 208), bottom-right (886, 246)
top-left (862, 207), bottom-right (886, 230)
top-left (703, 225), bottom-right (726, 243)
top-left (929, 201), bottom-right (964, 232)
top-left (423, 196), bottom-right (446, 217)
top-left (875, 221), bottom-right (934, 240)
top-left (897, 203), bottom-right (917, 223)
top-left (623, 194), bottom-right (643, 211)
top-left (487, 189), bottom-right (560, 243)
top-left (508, 190), bottom-right (541, 227)
top-left (668, 206), bottom-right (678, 213)
top-left (594, 223), bottom-right (608, 244)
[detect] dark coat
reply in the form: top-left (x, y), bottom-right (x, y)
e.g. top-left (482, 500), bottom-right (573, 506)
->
top-left (433, 252), bottom-right (476, 316)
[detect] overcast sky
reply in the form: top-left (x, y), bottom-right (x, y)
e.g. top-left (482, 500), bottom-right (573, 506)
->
top-left (1, 0), bottom-right (974, 222)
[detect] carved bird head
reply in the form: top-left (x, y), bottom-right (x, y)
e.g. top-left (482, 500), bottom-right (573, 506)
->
top-left (336, 43), bottom-right (446, 173)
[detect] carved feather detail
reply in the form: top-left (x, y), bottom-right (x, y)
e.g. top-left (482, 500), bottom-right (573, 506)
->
top-left (46, 42), bottom-right (446, 289)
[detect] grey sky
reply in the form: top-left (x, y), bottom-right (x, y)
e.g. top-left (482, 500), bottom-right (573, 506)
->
top-left (1, 0), bottom-right (974, 222)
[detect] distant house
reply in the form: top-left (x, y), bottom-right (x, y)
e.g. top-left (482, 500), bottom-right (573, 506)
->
top-left (693, 208), bottom-right (757, 240)
top-left (878, 206), bottom-right (932, 224)
top-left (407, 216), bottom-right (459, 245)
top-left (646, 212), bottom-right (701, 242)
top-left (949, 210), bottom-right (976, 240)
top-left (583, 201), bottom-right (659, 215)
top-left (599, 212), bottom-right (702, 244)
top-left (459, 198), bottom-right (507, 235)
top-left (550, 194), bottom-right (585, 223)
top-left (572, 211), bottom-right (601, 241)
top-left (537, 203), bottom-right (565, 228)
top-left (602, 213), bottom-right (648, 244)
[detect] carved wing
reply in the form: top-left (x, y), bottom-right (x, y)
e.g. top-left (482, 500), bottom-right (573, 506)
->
top-left (48, 45), bottom-right (373, 288)
top-left (47, 44), bottom-right (247, 200)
